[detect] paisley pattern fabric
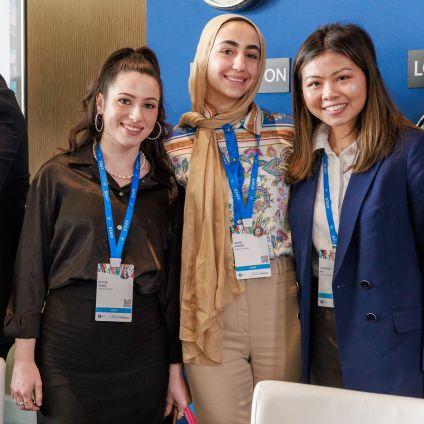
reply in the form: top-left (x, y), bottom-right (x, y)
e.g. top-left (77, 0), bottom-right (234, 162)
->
top-left (166, 105), bottom-right (294, 257)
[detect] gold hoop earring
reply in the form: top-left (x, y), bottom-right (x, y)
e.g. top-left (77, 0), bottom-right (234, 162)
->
top-left (95, 112), bottom-right (103, 132)
top-left (146, 121), bottom-right (162, 140)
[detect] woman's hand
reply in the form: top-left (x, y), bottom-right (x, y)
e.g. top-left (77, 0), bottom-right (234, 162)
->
top-left (10, 338), bottom-right (43, 411)
top-left (164, 363), bottom-right (191, 420)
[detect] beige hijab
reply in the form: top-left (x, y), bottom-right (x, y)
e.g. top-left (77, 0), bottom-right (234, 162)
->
top-left (177, 14), bottom-right (266, 365)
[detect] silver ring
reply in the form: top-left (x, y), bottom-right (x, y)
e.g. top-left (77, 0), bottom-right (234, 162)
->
top-left (16, 401), bottom-right (25, 406)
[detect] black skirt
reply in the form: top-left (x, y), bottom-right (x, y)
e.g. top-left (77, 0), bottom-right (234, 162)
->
top-left (36, 280), bottom-right (169, 424)
top-left (309, 277), bottom-right (343, 388)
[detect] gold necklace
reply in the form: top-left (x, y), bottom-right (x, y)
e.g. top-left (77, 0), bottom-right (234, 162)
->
top-left (329, 137), bottom-right (356, 156)
top-left (92, 141), bottom-right (146, 180)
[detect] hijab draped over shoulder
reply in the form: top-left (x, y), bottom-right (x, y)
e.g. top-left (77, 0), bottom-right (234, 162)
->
top-left (177, 14), bottom-right (266, 365)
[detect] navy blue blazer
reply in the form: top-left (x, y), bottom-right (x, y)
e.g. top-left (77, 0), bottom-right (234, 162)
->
top-left (289, 129), bottom-right (424, 397)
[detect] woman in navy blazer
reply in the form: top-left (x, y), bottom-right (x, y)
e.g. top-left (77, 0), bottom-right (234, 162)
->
top-left (287, 23), bottom-right (424, 397)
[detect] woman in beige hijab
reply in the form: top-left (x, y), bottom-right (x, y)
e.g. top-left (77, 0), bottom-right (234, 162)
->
top-left (166, 14), bottom-right (301, 423)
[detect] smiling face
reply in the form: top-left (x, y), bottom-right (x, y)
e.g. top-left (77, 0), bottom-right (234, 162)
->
top-left (96, 71), bottom-right (160, 151)
top-left (301, 51), bottom-right (367, 141)
top-left (205, 20), bottom-right (261, 112)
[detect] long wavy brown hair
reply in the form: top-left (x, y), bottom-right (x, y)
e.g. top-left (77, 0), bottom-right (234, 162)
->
top-left (68, 47), bottom-right (172, 174)
top-left (287, 23), bottom-right (419, 183)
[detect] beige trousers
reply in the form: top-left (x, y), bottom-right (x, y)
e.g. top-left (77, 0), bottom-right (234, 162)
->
top-left (185, 256), bottom-right (301, 424)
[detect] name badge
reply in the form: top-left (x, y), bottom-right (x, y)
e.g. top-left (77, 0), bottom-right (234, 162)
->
top-left (318, 247), bottom-right (336, 308)
top-left (95, 263), bottom-right (134, 322)
top-left (232, 233), bottom-right (272, 280)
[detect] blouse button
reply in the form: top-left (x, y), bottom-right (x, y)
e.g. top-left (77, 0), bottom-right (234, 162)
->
top-left (117, 225), bottom-right (123, 230)
top-left (118, 191), bottom-right (124, 197)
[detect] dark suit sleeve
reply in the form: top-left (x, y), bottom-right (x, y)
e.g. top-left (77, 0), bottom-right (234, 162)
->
top-left (0, 75), bottom-right (28, 194)
top-left (160, 182), bottom-right (184, 364)
top-left (0, 75), bottom-right (29, 342)
top-left (406, 130), bottom-right (424, 266)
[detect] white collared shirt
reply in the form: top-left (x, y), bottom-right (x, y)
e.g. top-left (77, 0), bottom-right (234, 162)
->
top-left (312, 124), bottom-right (359, 276)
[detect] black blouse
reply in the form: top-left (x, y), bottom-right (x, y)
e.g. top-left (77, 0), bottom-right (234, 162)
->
top-left (5, 143), bottom-right (184, 363)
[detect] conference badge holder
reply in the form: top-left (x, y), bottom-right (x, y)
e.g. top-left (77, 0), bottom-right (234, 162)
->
top-left (232, 233), bottom-right (272, 280)
top-left (96, 263), bottom-right (134, 322)
top-left (318, 246), bottom-right (336, 308)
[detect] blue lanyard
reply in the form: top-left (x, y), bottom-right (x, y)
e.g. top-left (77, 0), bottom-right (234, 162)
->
top-left (96, 144), bottom-right (141, 264)
top-left (220, 124), bottom-right (260, 227)
top-left (222, 124), bottom-right (245, 189)
top-left (322, 152), bottom-right (338, 246)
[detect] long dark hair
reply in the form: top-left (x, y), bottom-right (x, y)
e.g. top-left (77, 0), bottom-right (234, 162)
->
top-left (287, 23), bottom-right (418, 183)
top-left (68, 47), bottom-right (172, 173)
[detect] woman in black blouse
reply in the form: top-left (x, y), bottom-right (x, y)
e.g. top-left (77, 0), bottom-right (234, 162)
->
top-left (5, 47), bottom-right (189, 423)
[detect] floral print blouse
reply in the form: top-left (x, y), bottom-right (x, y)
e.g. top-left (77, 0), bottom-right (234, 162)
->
top-left (166, 104), bottom-right (294, 257)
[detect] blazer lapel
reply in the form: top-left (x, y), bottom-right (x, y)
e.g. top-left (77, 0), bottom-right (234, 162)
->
top-left (292, 165), bottom-right (320, 283)
top-left (334, 160), bottom-right (383, 278)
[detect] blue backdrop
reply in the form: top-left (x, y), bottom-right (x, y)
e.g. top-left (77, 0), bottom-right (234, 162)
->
top-left (147, 0), bottom-right (424, 127)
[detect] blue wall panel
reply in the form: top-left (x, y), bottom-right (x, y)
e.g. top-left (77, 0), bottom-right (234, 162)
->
top-left (147, 0), bottom-right (424, 126)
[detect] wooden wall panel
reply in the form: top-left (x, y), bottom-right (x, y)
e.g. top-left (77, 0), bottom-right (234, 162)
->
top-left (27, 0), bottom-right (146, 177)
